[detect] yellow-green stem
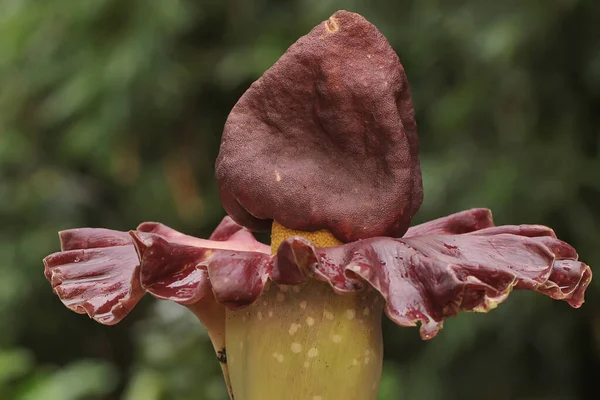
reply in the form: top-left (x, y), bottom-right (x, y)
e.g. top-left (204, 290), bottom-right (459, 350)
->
top-left (226, 281), bottom-right (384, 400)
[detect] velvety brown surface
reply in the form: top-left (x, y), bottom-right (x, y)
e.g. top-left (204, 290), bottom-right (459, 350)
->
top-left (43, 210), bottom-right (591, 339)
top-left (216, 10), bottom-right (422, 242)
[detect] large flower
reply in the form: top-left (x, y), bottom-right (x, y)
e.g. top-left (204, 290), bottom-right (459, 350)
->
top-left (43, 10), bottom-right (591, 400)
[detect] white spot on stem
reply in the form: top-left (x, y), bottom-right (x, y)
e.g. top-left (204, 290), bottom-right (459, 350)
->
top-left (288, 323), bottom-right (301, 335)
top-left (346, 309), bottom-right (356, 320)
top-left (291, 342), bottom-right (302, 353)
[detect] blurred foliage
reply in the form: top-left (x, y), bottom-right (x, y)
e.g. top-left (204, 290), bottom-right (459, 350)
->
top-left (0, 0), bottom-right (598, 399)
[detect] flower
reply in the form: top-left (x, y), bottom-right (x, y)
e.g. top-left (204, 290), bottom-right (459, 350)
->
top-left (43, 10), bottom-right (591, 400)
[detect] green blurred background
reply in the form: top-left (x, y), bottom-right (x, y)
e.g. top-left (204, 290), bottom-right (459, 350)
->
top-left (1, 0), bottom-right (599, 399)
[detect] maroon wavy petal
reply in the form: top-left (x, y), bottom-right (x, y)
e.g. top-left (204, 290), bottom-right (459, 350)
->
top-left (135, 217), bottom-right (270, 304)
top-left (271, 227), bottom-right (591, 340)
top-left (137, 219), bottom-right (270, 254)
top-left (43, 228), bottom-right (143, 325)
top-left (130, 230), bottom-right (271, 307)
top-left (43, 217), bottom-right (270, 323)
top-left (130, 232), bottom-right (212, 304)
top-left (270, 237), bottom-right (318, 286)
top-left (44, 214), bottom-right (591, 342)
top-left (405, 208), bottom-right (494, 237)
top-left (216, 10), bottom-right (422, 242)
top-left (203, 251), bottom-right (272, 309)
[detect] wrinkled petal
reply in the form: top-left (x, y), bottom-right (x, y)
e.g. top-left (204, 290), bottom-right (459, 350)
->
top-left (209, 216), bottom-right (248, 241)
top-left (405, 208), bottom-right (494, 237)
top-left (137, 220), bottom-right (270, 254)
top-left (204, 251), bottom-right (271, 309)
top-left (43, 217), bottom-right (269, 323)
top-left (538, 259), bottom-right (592, 304)
top-left (43, 229), bottom-right (143, 325)
top-left (130, 231), bottom-right (213, 304)
top-left (59, 228), bottom-right (133, 251)
top-left (468, 224), bottom-right (556, 238)
top-left (271, 228), bottom-right (591, 340)
top-left (130, 230), bottom-right (271, 307)
top-left (132, 217), bottom-right (270, 306)
top-left (44, 212), bottom-right (591, 342)
top-left (269, 237), bottom-right (316, 285)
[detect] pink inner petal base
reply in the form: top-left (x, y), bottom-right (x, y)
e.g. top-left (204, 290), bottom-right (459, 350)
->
top-left (43, 209), bottom-right (592, 339)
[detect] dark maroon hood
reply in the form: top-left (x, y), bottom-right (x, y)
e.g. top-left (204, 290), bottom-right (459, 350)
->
top-left (216, 10), bottom-right (422, 242)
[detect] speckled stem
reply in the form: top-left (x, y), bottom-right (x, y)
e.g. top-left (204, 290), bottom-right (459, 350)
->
top-left (226, 281), bottom-right (384, 400)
